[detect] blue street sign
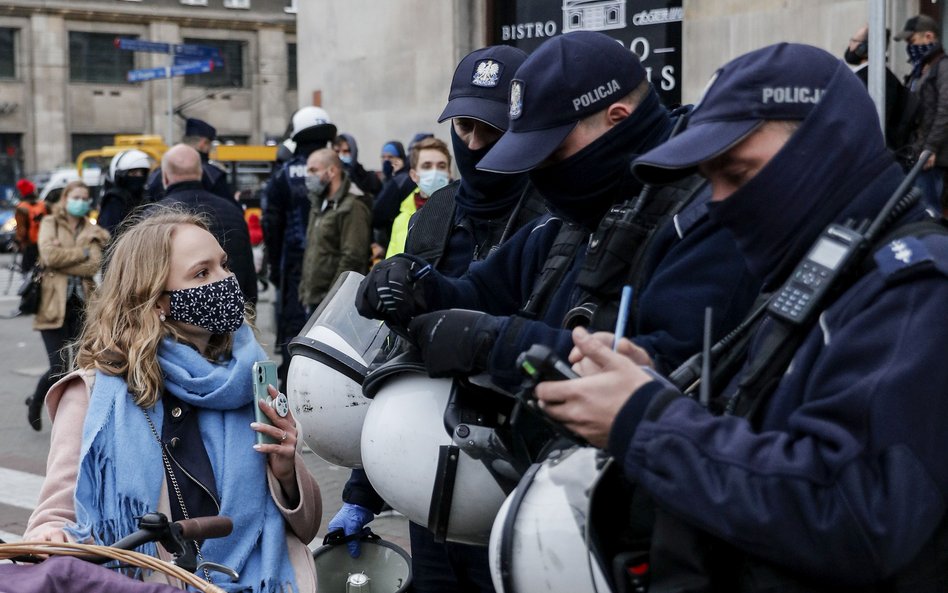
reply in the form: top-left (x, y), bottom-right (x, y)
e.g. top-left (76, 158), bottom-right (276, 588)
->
top-left (174, 43), bottom-right (223, 60)
top-left (127, 66), bottom-right (168, 82)
top-left (171, 60), bottom-right (214, 76)
top-left (115, 38), bottom-right (170, 54)
top-left (174, 54), bottom-right (224, 68)
top-left (127, 60), bottom-right (213, 82)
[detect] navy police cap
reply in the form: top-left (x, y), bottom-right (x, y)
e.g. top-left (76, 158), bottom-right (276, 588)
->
top-left (478, 31), bottom-right (646, 174)
top-left (633, 43), bottom-right (839, 184)
top-left (185, 117), bottom-right (217, 141)
top-left (438, 45), bottom-right (529, 131)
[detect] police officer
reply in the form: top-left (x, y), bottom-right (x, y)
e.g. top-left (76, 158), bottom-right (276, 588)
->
top-left (536, 43), bottom-right (948, 592)
top-left (144, 117), bottom-right (234, 204)
top-left (262, 106), bottom-right (337, 387)
top-left (357, 31), bottom-right (758, 388)
top-left (97, 149), bottom-right (152, 234)
top-left (331, 44), bottom-right (541, 593)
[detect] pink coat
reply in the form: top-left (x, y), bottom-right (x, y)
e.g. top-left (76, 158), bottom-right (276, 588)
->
top-left (24, 370), bottom-right (321, 592)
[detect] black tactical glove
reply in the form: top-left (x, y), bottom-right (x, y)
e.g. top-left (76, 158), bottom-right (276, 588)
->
top-left (408, 309), bottom-right (502, 377)
top-left (355, 254), bottom-right (433, 327)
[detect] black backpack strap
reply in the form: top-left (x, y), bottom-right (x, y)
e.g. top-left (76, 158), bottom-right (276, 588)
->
top-left (519, 221), bottom-right (587, 320)
top-left (404, 181), bottom-right (459, 266)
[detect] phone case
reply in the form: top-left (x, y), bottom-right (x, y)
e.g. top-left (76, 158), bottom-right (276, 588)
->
top-left (252, 361), bottom-right (280, 445)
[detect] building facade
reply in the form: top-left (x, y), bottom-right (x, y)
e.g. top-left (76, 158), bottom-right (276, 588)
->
top-left (0, 0), bottom-right (298, 181)
top-left (297, 0), bottom-right (922, 170)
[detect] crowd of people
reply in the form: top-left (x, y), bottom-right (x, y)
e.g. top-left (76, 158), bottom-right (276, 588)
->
top-left (6, 13), bottom-right (948, 593)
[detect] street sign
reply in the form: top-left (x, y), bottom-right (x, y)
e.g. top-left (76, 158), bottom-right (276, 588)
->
top-left (127, 66), bottom-right (168, 83)
top-left (126, 60), bottom-right (213, 82)
top-left (172, 60), bottom-right (214, 76)
top-left (116, 38), bottom-right (223, 66)
top-left (114, 38), bottom-right (170, 54)
top-left (174, 54), bottom-right (224, 68)
top-left (174, 43), bottom-right (223, 61)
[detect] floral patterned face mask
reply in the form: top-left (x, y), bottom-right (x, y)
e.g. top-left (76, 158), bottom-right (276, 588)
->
top-left (164, 275), bottom-right (246, 334)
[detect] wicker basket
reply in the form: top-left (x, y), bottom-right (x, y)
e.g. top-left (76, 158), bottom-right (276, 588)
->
top-left (0, 541), bottom-right (227, 593)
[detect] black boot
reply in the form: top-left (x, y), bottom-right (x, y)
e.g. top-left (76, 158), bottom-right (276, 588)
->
top-left (26, 396), bottom-right (42, 431)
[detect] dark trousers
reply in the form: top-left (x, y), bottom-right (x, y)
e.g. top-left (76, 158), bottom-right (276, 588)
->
top-left (275, 260), bottom-right (306, 390)
top-left (408, 521), bottom-right (495, 593)
top-left (32, 300), bottom-right (84, 406)
top-left (20, 243), bottom-right (38, 274)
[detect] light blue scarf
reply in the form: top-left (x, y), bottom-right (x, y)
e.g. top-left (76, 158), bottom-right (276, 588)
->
top-left (65, 324), bottom-right (298, 593)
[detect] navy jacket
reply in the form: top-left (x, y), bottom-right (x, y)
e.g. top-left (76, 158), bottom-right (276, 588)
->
top-left (611, 56), bottom-right (948, 590)
top-left (262, 153), bottom-right (311, 273)
top-left (424, 191), bottom-right (759, 386)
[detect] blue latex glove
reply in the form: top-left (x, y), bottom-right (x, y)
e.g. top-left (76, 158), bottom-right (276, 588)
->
top-left (327, 503), bottom-right (375, 558)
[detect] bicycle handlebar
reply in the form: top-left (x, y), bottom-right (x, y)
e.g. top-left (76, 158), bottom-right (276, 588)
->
top-left (177, 516), bottom-right (233, 541)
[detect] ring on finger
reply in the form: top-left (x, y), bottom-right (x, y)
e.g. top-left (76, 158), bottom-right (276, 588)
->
top-left (281, 430), bottom-right (288, 442)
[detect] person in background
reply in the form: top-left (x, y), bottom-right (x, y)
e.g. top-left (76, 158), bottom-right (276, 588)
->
top-left (333, 133), bottom-right (383, 199)
top-left (24, 209), bottom-right (321, 593)
top-left (97, 149), bottom-right (153, 234)
top-left (13, 178), bottom-right (47, 274)
top-left (298, 148), bottom-right (372, 311)
top-left (262, 106), bottom-right (337, 388)
top-left (371, 140), bottom-right (413, 258)
top-left (26, 180), bottom-right (109, 431)
top-left (896, 14), bottom-right (948, 213)
top-left (145, 117), bottom-right (234, 204)
top-left (385, 136), bottom-right (452, 257)
top-left (845, 23), bottom-right (911, 152)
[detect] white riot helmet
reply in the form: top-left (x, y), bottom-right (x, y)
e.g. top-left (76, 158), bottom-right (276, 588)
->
top-left (290, 106), bottom-right (337, 144)
top-left (288, 272), bottom-right (390, 468)
top-left (312, 529), bottom-right (412, 593)
top-left (108, 149), bottom-right (151, 183)
top-left (489, 447), bottom-right (622, 593)
top-left (360, 356), bottom-right (524, 545)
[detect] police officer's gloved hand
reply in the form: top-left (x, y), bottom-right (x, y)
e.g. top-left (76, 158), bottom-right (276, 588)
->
top-left (408, 309), bottom-right (502, 377)
top-left (355, 253), bottom-right (433, 327)
top-left (327, 503), bottom-right (375, 558)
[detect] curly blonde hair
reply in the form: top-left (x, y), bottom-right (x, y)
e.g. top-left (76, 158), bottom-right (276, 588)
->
top-left (76, 207), bottom-right (240, 407)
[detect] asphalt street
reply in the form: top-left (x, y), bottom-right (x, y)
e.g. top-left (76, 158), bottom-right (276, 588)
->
top-left (0, 252), bottom-right (409, 553)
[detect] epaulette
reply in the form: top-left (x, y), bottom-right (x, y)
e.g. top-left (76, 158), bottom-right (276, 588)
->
top-left (872, 220), bottom-right (948, 281)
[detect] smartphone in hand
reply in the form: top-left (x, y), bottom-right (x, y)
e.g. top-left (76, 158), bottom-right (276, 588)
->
top-left (252, 361), bottom-right (286, 445)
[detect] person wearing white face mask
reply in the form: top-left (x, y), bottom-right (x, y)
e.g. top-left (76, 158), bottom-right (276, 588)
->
top-left (385, 137), bottom-right (452, 257)
top-left (26, 180), bottom-right (110, 430)
top-left (299, 148), bottom-right (373, 311)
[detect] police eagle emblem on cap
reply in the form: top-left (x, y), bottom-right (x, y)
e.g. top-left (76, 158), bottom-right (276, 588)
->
top-left (509, 80), bottom-right (524, 119)
top-left (472, 59), bottom-right (502, 87)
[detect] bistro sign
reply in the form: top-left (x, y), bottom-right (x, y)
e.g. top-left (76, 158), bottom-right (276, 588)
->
top-left (493, 0), bottom-right (683, 105)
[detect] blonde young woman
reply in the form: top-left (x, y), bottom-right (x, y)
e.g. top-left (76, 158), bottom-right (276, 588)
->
top-left (27, 180), bottom-right (109, 431)
top-left (24, 209), bottom-right (321, 592)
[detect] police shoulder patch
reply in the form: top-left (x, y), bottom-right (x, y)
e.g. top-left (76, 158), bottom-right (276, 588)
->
top-left (873, 234), bottom-right (948, 280)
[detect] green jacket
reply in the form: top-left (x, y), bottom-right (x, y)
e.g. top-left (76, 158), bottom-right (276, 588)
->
top-left (299, 175), bottom-right (372, 306)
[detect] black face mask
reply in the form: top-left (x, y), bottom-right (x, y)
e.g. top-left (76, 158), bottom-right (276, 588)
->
top-left (451, 126), bottom-right (528, 218)
top-left (529, 89), bottom-right (671, 231)
top-left (119, 174), bottom-right (147, 198)
top-left (844, 47), bottom-right (864, 66)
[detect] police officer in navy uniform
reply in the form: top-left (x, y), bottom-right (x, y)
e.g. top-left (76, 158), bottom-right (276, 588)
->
top-left (262, 107), bottom-right (337, 387)
top-left (145, 117), bottom-right (234, 204)
top-left (536, 43), bottom-right (948, 592)
top-left (357, 31), bottom-right (759, 390)
top-left (331, 44), bottom-right (543, 593)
